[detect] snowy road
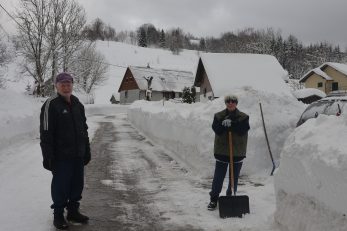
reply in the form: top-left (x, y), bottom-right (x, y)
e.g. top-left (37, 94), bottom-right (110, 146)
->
top-left (0, 107), bottom-right (279, 231)
top-left (77, 114), bottom-right (203, 230)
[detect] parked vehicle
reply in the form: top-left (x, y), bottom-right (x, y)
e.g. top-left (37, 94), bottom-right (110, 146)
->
top-left (296, 96), bottom-right (347, 127)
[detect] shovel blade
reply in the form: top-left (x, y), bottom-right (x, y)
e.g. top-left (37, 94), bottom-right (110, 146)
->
top-left (218, 195), bottom-right (250, 218)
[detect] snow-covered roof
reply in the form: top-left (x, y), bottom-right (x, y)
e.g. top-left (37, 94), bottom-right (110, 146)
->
top-left (300, 62), bottom-right (347, 82)
top-left (323, 62), bottom-right (347, 76)
top-left (196, 53), bottom-right (291, 97)
top-left (292, 88), bottom-right (326, 99)
top-left (129, 66), bottom-right (194, 92)
top-left (299, 67), bottom-right (333, 82)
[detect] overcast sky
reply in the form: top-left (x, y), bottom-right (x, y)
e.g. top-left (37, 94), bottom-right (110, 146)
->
top-left (2, 0), bottom-right (347, 48)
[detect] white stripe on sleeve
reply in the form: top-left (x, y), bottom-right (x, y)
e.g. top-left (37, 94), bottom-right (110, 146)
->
top-left (43, 95), bottom-right (58, 131)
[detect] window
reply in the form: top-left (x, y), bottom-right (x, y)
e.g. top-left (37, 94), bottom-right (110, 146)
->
top-left (332, 82), bottom-right (339, 91)
top-left (203, 88), bottom-right (207, 97)
top-left (125, 91), bottom-right (128, 98)
top-left (317, 82), bottom-right (323, 88)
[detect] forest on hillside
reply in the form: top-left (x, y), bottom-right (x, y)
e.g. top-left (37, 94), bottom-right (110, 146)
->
top-left (83, 18), bottom-right (346, 80)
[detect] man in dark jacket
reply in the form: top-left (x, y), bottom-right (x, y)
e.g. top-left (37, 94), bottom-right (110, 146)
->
top-left (207, 94), bottom-right (250, 211)
top-left (40, 72), bottom-right (91, 230)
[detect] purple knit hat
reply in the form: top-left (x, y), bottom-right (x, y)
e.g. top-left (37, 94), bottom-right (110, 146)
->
top-left (55, 72), bottom-right (73, 83)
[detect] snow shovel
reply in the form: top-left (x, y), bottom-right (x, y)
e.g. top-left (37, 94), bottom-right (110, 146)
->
top-left (218, 131), bottom-right (250, 218)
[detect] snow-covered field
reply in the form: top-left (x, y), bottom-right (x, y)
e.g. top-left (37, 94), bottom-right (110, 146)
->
top-left (1, 41), bottom-right (347, 231)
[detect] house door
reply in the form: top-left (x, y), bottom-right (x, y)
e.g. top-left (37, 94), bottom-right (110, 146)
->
top-left (332, 82), bottom-right (339, 91)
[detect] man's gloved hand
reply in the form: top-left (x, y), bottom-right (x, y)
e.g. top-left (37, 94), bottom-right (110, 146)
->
top-left (222, 119), bottom-right (232, 127)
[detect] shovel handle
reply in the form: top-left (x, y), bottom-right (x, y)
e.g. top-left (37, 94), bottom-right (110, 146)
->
top-left (228, 131), bottom-right (234, 195)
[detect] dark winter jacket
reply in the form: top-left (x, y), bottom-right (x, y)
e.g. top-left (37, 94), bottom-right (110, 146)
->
top-left (40, 94), bottom-right (91, 170)
top-left (212, 108), bottom-right (250, 162)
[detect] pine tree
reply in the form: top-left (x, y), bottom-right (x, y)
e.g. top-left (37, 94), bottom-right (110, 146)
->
top-left (159, 29), bottom-right (166, 48)
top-left (137, 27), bottom-right (147, 47)
top-left (182, 86), bottom-right (196, 104)
top-left (169, 28), bottom-right (183, 55)
top-left (182, 87), bottom-right (192, 103)
top-left (199, 38), bottom-right (206, 51)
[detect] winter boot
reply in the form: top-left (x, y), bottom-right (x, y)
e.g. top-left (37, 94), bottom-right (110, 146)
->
top-left (207, 200), bottom-right (218, 211)
top-left (53, 214), bottom-right (69, 230)
top-left (66, 209), bottom-right (89, 224)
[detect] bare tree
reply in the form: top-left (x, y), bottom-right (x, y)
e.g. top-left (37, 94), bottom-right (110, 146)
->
top-left (70, 43), bottom-right (108, 93)
top-left (59, 0), bottom-right (86, 72)
top-left (91, 18), bottom-right (105, 41)
top-left (46, 0), bottom-right (64, 92)
top-left (0, 38), bottom-right (10, 88)
top-left (15, 0), bottom-right (86, 96)
top-left (0, 32), bottom-right (12, 88)
top-left (15, 0), bottom-right (52, 96)
top-left (167, 28), bottom-right (183, 55)
top-left (104, 24), bottom-right (116, 41)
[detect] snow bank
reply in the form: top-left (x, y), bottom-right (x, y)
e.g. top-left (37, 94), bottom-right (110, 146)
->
top-left (128, 87), bottom-right (305, 178)
top-left (85, 104), bottom-right (128, 116)
top-left (274, 113), bottom-right (347, 231)
top-left (292, 88), bottom-right (326, 99)
top-left (0, 89), bottom-right (41, 150)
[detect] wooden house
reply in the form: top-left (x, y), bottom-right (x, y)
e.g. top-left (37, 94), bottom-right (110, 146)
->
top-left (299, 62), bottom-right (347, 95)
top-left (118, 66), bottom-right (194, 104)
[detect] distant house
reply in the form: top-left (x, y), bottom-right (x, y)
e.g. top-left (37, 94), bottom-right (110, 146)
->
top-left (118, 66), bottom-right (194, 104)
top-left (292, 88), bottom-right (326, 104)
top-left (194, 53), bottom-right (289, 102)
top-left (299, 62), bottom-right (347, 95)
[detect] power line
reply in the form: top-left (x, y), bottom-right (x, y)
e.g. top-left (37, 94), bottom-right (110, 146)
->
top-left (0, 3), bottom-right (23, 31)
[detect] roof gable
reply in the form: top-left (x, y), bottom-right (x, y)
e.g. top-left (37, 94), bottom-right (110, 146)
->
top-left (299, 67), bottom-right (333, 82)
top-left (196, 53), bottom-right (290, 97)
top-left (117, 67), bottom-right (139, 92)
top-left (321, 62), bottom-right (347, 76)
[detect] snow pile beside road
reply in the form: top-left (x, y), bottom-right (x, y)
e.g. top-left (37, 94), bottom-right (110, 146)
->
top-left (274, 113), bottom-right (347, 231)
top-left (0, 89), bottom-right (41, 150)
top-left (128, 87), bottom-right (304, 178)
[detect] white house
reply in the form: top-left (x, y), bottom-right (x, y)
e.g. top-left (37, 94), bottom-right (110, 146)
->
top-left (194, 53), bottom-right (291, 102)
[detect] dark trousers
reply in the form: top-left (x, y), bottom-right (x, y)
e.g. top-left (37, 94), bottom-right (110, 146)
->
top-left (51, 158), bottom-right (84, 214)
top-left (209, 160), bottom-right (243, 202)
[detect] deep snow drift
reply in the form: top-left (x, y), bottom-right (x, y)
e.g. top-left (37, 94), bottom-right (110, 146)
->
top-left (128, 87), bottom-right (305, 178)
top-left (0, 89), bottom-right (41, 150)
top-left (274, 113), bottom-right (347, 231)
